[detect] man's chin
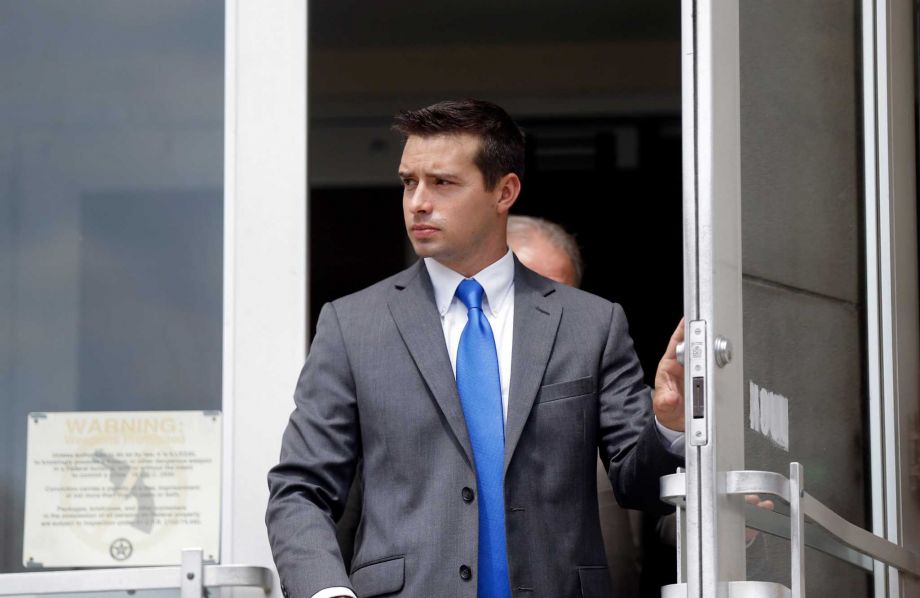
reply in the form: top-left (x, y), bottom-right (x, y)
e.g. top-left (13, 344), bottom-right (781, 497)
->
top-left (408, 240), bottom-right (438, 259)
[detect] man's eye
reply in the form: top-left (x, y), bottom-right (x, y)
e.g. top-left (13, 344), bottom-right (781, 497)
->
top-left (435, 179), bottom-right (451, 186)
top-left (402, 179), bottom-right (417, 188)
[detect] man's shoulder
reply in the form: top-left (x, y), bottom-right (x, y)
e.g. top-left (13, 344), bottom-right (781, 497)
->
top-left (553, 280), bottom-right (612, 307)
top-left (551, 283), bottom-right (625, 329)
top-left (519, 270), bottom-right (635, 348)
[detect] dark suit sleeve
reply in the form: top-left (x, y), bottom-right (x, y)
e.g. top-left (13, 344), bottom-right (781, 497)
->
top-left (598, 303), bottom-right (683, 514)
top-left (266, 302), bottom-right (359, 597)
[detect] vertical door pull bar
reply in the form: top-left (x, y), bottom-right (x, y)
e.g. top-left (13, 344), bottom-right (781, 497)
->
top-left (790, 463), bottom-right (806, 598)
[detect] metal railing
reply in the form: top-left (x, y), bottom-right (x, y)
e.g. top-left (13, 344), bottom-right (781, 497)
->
top-left (0, 549), bottom-right (272, 598)
top-left (659, 462), bottom-right (920, 597)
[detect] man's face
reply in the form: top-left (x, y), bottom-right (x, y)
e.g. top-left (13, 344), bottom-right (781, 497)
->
top-left (399, 133), bottom-right (510, 273)
top-left (508, 232), bottom-right (578, 287)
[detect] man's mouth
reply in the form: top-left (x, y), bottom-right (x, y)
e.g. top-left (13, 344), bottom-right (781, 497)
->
top-left (411, 224), bottom-right (440, 239)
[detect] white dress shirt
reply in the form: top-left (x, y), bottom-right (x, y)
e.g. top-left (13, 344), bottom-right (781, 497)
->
top-left (311, 250), bottom-right (681, 598)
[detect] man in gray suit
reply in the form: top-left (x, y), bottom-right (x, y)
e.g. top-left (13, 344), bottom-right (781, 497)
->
top-left (266, 99), bottom-right (686, 598)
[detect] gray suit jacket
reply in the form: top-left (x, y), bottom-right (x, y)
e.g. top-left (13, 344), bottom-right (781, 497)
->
top-left (266, 258), bottom-right (682, 598)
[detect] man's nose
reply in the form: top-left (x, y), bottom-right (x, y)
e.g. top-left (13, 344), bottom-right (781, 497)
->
top-left (407, 182), bottom-right (432, 213)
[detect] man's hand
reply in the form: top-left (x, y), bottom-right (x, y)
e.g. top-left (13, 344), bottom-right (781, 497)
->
top-left (654, 318), bottom-right (685, 432)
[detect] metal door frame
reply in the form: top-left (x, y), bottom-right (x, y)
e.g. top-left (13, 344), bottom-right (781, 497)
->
top-left (681, 1), bottom-right (746, 594)
top-left (222, 2), bottom-right (307, 598)
top-left (863, 0), bottom-right (920, 596)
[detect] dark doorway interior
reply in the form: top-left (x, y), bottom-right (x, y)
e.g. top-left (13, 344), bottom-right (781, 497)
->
top-left (309, 1), bottom-right (682, 593)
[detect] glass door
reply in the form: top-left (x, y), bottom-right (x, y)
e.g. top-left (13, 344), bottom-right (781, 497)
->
top-left (737, 0), bottom-right (866, 594)
top-left (676, 0), bottom-right (920, 597)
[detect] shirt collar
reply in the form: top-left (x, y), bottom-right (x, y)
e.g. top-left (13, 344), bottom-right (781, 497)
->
top-left (424, 249), bottom-right (515, 318)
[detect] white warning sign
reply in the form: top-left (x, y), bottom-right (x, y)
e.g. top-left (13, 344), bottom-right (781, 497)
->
top-left (23, 411), bottom-right (221, 567)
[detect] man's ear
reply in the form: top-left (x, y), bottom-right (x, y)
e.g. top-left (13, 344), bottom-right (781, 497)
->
top-left (495, 173), bottom-right (521, 214)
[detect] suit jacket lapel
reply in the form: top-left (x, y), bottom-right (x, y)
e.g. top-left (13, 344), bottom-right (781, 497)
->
top-left (387, 261), bottom-right (473, 467)
top-left (504, 259), bottom-right (562, 474)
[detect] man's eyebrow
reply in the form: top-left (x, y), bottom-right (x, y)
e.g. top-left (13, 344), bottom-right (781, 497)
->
top-left (397, 170), bottom-right (459, 180)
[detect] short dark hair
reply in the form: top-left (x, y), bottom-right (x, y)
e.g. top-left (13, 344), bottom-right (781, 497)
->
top-left (393, 98), bottom-right (525, 189)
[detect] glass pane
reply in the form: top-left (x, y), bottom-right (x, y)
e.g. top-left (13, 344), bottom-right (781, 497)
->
top-left (0, 1), bottom-right (224, 573)
top-left (739, 1), bottom-right (869, 594)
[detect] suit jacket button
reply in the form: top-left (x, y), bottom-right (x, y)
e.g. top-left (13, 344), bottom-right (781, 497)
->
top-left (461, 487), bottom-right (474, 502)
top-left (459, 565), bottom-right (472, 580)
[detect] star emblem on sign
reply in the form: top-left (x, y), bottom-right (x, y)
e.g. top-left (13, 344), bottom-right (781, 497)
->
top-left (109, 538), bottom-right (133, 561)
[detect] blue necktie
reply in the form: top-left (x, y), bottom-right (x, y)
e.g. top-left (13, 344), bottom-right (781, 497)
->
top-left (454, 279), bottom-right (511, 598)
